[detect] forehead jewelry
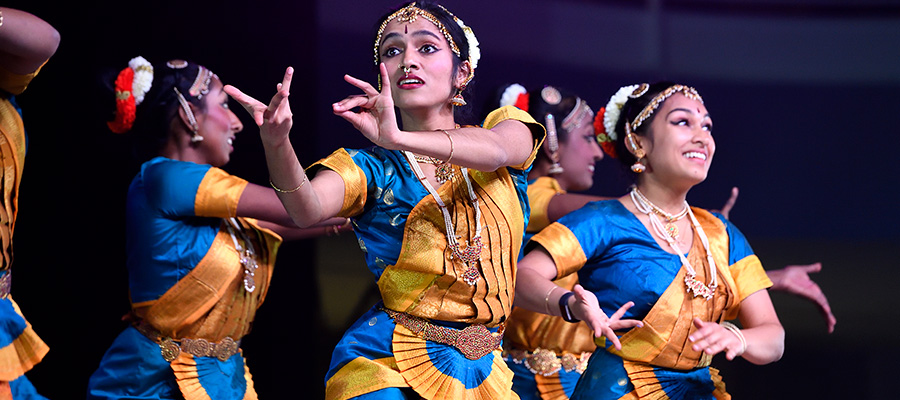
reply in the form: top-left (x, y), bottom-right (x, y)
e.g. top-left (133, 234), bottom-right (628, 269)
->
top-left (373, 2), bottom-right (459, 65)
top-left (630, 84), bottom-right (703, 132)
top-left (189, 66), bottom-right (217, 100)
top-left (561, 97), bottom-right (594, 133)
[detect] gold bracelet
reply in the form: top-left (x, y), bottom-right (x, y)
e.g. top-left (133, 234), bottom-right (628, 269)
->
top-left (439, 129), bottom-right (454, 163)
top-left (269, 176), bottom-right (307, 193)
top-left (543, 286), bottom-right (558, 315)
top-left (720, 321), bottom-right (747, 355)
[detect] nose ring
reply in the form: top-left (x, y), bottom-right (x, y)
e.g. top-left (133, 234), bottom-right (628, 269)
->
top-left (400, 65), bottom-right (411, 77)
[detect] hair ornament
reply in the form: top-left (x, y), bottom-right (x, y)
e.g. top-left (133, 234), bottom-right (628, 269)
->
top-left (602, 84), bottom-right (639, 144)
top-left (166, 60), bottom-right (188, 69)
top-left (544, 113), bottom-right (563, 175)
top-left (630, 84), bottom-right (703, 131)
top-left (541, 86), bottom-right (561, 105)
top-left (108, 55), bottom-right (155, 134)
top-left (594, 107), bottom-right (617, 158)
top-left (374, 2), bottom-right (460, 65)
top-left (128, 56), bottom-right (154, 106)
top-left (173, 87), bottom-right (201, 141)
top-left (629, 83), bottom-right (649, 99)
top-left (189, 66), bottom-right (217, 99)
top-left (499, 83), bottom-right (529, 111)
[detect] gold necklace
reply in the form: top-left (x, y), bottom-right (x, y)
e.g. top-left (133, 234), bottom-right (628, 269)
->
top-left (631, 187), bottom-right (688, 238)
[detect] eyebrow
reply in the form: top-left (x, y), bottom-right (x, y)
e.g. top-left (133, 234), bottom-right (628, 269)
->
top-left (380, 30), bottom-right (443, 47)
top-left (667, 107), bottom-right (711, 119)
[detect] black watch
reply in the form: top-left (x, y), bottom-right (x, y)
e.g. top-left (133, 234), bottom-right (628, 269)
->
top-left (558, 291), bottom-right (580, 323)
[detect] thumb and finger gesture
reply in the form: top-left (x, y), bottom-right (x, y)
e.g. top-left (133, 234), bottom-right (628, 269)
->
top-left (332, 63), bottom-right (400, 148)
top-left (689, 318), bottom-right (744, 360)
top-left (225, 67), bottom-right (294, 140)
top-left (571, 284), bottom-right (643, 351)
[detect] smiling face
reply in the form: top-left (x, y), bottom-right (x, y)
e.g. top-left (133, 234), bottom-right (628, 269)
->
top-left (194, 77), bottom-right (243, 167)
top-left (638, 93), bottom-right (714, 188)
top-left (378, 17), bottom-right (467, 112)
top-left (556, 116), bottom-right (604, 192)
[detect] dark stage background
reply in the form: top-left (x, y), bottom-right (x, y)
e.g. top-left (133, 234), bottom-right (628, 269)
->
top-left (4, 0), bottom-right (899, 398)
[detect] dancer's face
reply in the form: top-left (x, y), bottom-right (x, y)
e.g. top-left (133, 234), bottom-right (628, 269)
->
top-left (378, 18), bottom-right (467, 111)
top-left (641, 93), bottom-right (714, 186)
top-left (556, 114), bottom-right (604, 192)
top-left (195, 78), bottom-right (243, 167)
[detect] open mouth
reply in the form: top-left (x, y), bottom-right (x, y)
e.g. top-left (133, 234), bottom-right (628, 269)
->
top-left (398, 78), bottom-right (424, 86)
top-left (226, 138), bottom-right (234, 146)
top-left (588, 165), bottom-right (595, 172)
top-left (683, 151), bottom-right (707, 161)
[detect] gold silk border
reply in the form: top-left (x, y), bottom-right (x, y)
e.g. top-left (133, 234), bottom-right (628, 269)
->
top-left (482, 105), bottom-right (545, 170)
top-left (380, 166), bottom-right (524, 326)
top-left (194, 167), bottom-right (248, 218)
top-left (170, 351), bottom-right (259, 400)
top-left (0, 297), bottom-right (48, 381)
top-left (135, 219), bottom-right (280, 340)
top-left (310, 148), bottom-right (368, 218)
top-left (325, 357), bottom-right (406, 400)
top-left (529, 223), bottom-right (588, 280)
top-left (526, 177), bottom-right (566, 234)
top-left (622, 361), bottom-right (730, 400)
top-left (0, 95), bottom-right (27, 272)
top-left (391, 323), bottom-right (518, 400)
top-left (602, 208), bottom-right (743, 370)
top-left (534, 373), bottom-right (570, 400)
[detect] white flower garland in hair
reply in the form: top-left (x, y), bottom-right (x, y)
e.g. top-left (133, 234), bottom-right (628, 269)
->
top-left (499, 83), bottom-right (527, 108)
top-left (128, 56), bottom-right (154, 106)
top-left (603, 84), bottom-right (639, 142)
top-left (455, 17), bottom-right (480, 70)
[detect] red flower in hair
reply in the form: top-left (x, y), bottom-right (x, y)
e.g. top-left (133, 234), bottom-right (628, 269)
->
top-left (108, 67), bottom-right (136, 134)
top-left (594, 107), bottom-right (617, 158)
top-left (514, 92), bottom-right (529, 111)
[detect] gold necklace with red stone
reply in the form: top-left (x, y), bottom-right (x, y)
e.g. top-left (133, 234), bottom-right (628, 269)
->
top-left (630, 187), bottom-right (718, 300)
top-left (404, 151), bottom-right (484, 286)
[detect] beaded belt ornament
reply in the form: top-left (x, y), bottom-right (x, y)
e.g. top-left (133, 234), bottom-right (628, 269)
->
top-left (135, 322), bottom-right (241, 362)
top-left (0, 271), bottom-right (10, 298)
top-left (382, 307), bottom-right (503, 360)
top-left (503, 347), bottom-right (591, 376)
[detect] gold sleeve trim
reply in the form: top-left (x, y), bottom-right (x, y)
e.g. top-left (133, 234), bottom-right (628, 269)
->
top-left (530, 223), bottom-right (587, 279)
top-left (194, 167), bottom-right (248, 218)
top-left (310, 148), bottom-right (368, 218)
top-left (483, 106), bottom-right (546, 170)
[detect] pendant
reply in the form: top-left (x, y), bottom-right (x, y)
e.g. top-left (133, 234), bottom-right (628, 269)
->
top-left (684, 274), bottom-right (714, 300)
top-left (665, 222), bottom-right (679, 239)
top-left (434, 161), bottom-right (454, 183)
top-left (450, 236), bottom-right (484, 285)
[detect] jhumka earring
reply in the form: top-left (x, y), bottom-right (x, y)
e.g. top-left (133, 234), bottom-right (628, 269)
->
top-left (625, 128), bottom-right (645, 173)
top-left (545, 114), bottom-right (564, 175)
top-left (450, 85), bottom-right (467, 107)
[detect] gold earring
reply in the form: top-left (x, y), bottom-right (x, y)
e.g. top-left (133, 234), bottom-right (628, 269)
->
top-left (450, 85), bottom-right (467, 107)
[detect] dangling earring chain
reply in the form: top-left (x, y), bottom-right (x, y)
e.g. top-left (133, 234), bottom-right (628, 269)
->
top-left (225, 218), bottom-right (259, 293)
top-left (630, 187), bottom-right (717, 300)
top-left (173, 87), bottom-right (203, 142)
top-left (404, 151), bottom-right (483, 286)
top-left (631, 187), bottom-right (688, 238)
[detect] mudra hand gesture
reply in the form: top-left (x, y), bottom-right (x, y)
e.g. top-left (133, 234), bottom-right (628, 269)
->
top-left (224, 66), bottom-right (295, 143)
top-left (332, 63), bottom-right (403, 149)
top-left (570, 284), bottom-right (643, 351)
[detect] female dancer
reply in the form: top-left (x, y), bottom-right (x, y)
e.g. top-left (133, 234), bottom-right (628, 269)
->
top-left (226, 2), bottom-right (640, 398)
top-left (0, 6), bottom-right (59, 398)
top-left (86, 57), bottom-right (346, 400)
top-left (515, 82), bottom-right (784, 399)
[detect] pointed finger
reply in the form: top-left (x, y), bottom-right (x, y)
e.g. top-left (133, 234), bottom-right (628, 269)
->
top-left (344, 74), bottom-right (379, 97)
top-left (378, 63), bottom-right (392, 99)
top-left (280, 66), bottom-right (294, 93)
top-left (608, 301), bottom-right (635, 321)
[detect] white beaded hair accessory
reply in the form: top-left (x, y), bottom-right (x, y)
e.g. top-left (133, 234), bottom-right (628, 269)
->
top-left (128, 56), bottom-right (154, 106)
top-left (603, 84), bottom-right (639, 143)
top-left (499, 84), bottom-right (527, 108)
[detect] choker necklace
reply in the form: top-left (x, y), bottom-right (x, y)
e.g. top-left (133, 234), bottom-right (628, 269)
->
top-left (405, 151), bottom-right (483, 285)
top-left (225, 218), bottom-right (259, 293)
top-left (630, 187), bottom-right (688, 238)
top-left (630, 187), bottom-right (718, 300)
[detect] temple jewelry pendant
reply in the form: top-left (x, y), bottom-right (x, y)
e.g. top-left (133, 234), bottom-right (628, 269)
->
top-left (434, 161), bottom-right (454, 183)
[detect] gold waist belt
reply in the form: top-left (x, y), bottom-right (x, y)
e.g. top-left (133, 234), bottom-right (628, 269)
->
top-left (135, 322), bottom-right (241, 362)
top-left (381, 307), bottom-right (504, 360)
top-left (503, 347), bottom-right (591, 376)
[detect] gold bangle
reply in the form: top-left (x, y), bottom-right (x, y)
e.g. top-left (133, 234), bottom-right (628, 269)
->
top-left (439, 129), bottom-right (454, 163)
top-left (720, 321), bottom-right (747, 355)
top-left (269, 176), bottom-right (307, 193)
top-left (543, 286), bottom-right (558, 315)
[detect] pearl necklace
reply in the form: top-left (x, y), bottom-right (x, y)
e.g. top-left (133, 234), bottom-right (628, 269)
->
top-left (630, 187), bottom-right (718, 300)
top-left (405, 151), bottom-right (483, 285)
top-left (225, 218), bottom-right (259, 293)
top-left (630, 187), bottom-right (688, 238)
